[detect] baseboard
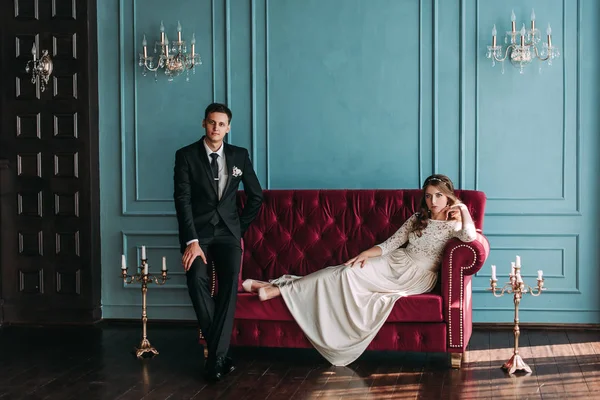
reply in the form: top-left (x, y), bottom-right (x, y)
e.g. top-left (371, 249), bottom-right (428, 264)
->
top-left (473, 322), bottom-right (600, 330)
top-left (0, 306), bottom-right (102, 327)
top-left (99, 318), bottom-right (199, 327)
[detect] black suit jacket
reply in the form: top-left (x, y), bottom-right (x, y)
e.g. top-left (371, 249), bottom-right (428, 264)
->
top-left (173, 138), bottom-right (263, 251)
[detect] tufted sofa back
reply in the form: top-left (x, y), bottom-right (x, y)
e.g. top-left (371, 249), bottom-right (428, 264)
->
top-left (238, 190), bottom-right (486, 282)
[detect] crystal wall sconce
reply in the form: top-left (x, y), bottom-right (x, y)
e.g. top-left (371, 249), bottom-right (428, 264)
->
top-left (25, 43), bottom-right (53, 92)
top-left (486, 9), bottom-right (560, 74)
top-left (138, 21), bottom-right (202, 81)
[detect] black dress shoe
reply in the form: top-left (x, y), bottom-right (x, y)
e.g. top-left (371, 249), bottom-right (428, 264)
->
top-left (222, 356), bottom-right (235, 376)
top-left (204, 356), bottom-right (235, 382)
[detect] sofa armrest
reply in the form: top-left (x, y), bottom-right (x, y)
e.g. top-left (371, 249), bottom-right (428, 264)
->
top-left (441, 232), bottom-right (490, 352)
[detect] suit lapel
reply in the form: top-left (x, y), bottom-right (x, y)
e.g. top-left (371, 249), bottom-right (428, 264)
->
top-left (222, 143), bottom-right (235, 197)
top-left (196, 138), bottom-right (219, 196)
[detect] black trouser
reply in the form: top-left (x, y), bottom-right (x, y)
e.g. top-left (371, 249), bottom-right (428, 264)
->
top-left (186, 221), bottom-right (241, 360)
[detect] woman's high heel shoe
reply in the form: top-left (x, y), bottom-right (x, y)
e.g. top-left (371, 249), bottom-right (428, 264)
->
top-left (258, 287), bottom-right (268, 301)
top-left (242, 279), bottom-right (254, 293)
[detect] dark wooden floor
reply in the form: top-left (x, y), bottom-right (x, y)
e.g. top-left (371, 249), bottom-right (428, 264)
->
top-left (0, 325), bottom-right (598, 399)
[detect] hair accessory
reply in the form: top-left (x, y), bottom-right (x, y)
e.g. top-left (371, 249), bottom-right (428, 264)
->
top-left (423, 177), bottom-right (443, 187)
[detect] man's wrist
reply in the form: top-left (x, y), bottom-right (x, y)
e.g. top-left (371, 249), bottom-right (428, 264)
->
top-left (186, 239), bottom-right (199, 246)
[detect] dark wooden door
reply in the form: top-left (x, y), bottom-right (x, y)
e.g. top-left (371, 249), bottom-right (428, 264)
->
top-left (0, 0), bottom-right (100, 324)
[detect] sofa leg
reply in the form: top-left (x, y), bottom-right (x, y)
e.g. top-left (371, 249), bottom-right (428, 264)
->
top-left (450, 353), bottom-right (463, 369)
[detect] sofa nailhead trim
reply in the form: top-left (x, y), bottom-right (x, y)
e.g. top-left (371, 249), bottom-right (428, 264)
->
top-left (448, 244), bottom-right (477, 348)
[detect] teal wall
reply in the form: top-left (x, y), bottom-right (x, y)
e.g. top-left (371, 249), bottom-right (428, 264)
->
top-left (98, 0), bottom-right (600, 323)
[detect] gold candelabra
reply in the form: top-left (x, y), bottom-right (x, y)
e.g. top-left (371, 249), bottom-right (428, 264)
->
top-left (488, 257), bottom-right (545, 374)
top-left (121, 247), bottom-right (169, 359)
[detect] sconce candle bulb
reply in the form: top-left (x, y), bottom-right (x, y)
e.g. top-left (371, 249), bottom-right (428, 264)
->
top-left (142, 34), bottom-right (147, 58)
top-left (511, 9), bottom-right (516, 32)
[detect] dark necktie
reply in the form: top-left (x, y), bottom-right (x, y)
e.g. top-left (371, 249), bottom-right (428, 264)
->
top-left (210, 153), bottom-right (219, 190)
top-left (209, 153), bottom-right (220, 225)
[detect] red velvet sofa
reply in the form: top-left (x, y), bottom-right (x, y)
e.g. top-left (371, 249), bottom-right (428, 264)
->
top-left (203, 189), bottom-right (489, 368)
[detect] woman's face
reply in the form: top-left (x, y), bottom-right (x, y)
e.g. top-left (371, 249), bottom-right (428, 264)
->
top-left (424, 185), bottom-right (449, 218)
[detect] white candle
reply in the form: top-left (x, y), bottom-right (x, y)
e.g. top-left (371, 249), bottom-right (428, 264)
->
top-left (144, 263), bottom-right (148, 275)
top-left (191, 33), bottom-right (196, 57)
top-left (121, 254), bottom-right (127, 270)
top-left (162, 256), bottom-right (167, 271)
top-left (515, 256), bottom-right (521, 268)
top-left (141, 245), bottom-right (146, 260)
top-left (142, 34), bottom-right (147, 58)
top-left (511, 9), bottom-right (516, 33)
top-left (510, 262), bottom-right (516, 276)
top-left (491, 264), bottom-right (497, 280)
top-left (537, 270), bottom-right (543, 280)
top-left (492, 24), bottom-right (497, 47)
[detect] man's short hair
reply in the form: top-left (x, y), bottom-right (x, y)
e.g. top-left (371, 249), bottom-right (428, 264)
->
top-left (204, 103), bottom-right (232, 123)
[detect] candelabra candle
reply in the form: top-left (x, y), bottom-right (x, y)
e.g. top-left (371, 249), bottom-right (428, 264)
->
top-left (488, 258), bottom-right (545, 374)
top-left (120, 251), bottom-right (169, 359)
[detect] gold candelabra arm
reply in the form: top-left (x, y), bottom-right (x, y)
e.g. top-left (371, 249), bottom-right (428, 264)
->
top-left (488, 279), bottom-right (515, 297)
top-left (527, 278), bottom-right (545, 296)
top-left (149, 270), bottom-right (169, 285)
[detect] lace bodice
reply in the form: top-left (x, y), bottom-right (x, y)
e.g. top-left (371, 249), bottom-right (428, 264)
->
top-left (376, 213), bottom-right (477, 265)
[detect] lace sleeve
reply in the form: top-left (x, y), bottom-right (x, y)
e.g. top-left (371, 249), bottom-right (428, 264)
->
top-left (376, 214), bottom-right (418, 256)
top-left (453, 221), bottom-right (477, 242)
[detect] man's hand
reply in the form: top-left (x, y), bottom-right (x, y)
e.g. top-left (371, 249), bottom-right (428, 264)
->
top-left (182, 242), bottom-right (207, 271)
top-left (344, 252), bottom-right (369, 268)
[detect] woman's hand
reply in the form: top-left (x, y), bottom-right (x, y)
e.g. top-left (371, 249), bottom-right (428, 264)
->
top-left (443, 203), bottom-right (467, 220)
top-left (344, 252), bottom-right (369, 268)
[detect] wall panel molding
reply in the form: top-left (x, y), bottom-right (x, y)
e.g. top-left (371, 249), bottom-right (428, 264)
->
top-left (472, 233), bottom-right (580, 295)
top-left (119, 0), bottom-right (226, 215)
top-left (470, 0), bottom-right (580, 216)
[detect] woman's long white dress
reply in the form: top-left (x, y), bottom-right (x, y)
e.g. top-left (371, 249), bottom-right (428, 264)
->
top-left (269, 214), bottom-right (477, 366)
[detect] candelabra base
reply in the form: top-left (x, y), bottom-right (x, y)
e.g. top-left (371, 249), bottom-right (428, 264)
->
top-left (502, 354), bottom-right (532, 374)
top-left (134, 338), bottom-right (159, 359)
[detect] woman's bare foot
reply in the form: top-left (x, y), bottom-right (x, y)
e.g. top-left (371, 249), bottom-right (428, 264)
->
top-left (257, 285), bottom-right (281, 301)
top-left (241, 279), bottom-right (272, 293)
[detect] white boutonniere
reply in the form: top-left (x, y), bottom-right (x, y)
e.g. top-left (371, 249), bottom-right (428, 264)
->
top-left (232, 166), bottom-right (243, 177)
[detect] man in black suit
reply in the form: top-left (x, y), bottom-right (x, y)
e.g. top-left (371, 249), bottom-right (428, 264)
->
top-left (173, 103), bottom-right (263, 381)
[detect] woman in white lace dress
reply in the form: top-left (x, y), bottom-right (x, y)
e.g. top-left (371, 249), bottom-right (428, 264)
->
top-left (242, 174), bottom-right (478, 366)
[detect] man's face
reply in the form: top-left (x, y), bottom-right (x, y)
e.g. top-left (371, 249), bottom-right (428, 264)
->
top-left (202, 112), bottom-right (230, 144)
